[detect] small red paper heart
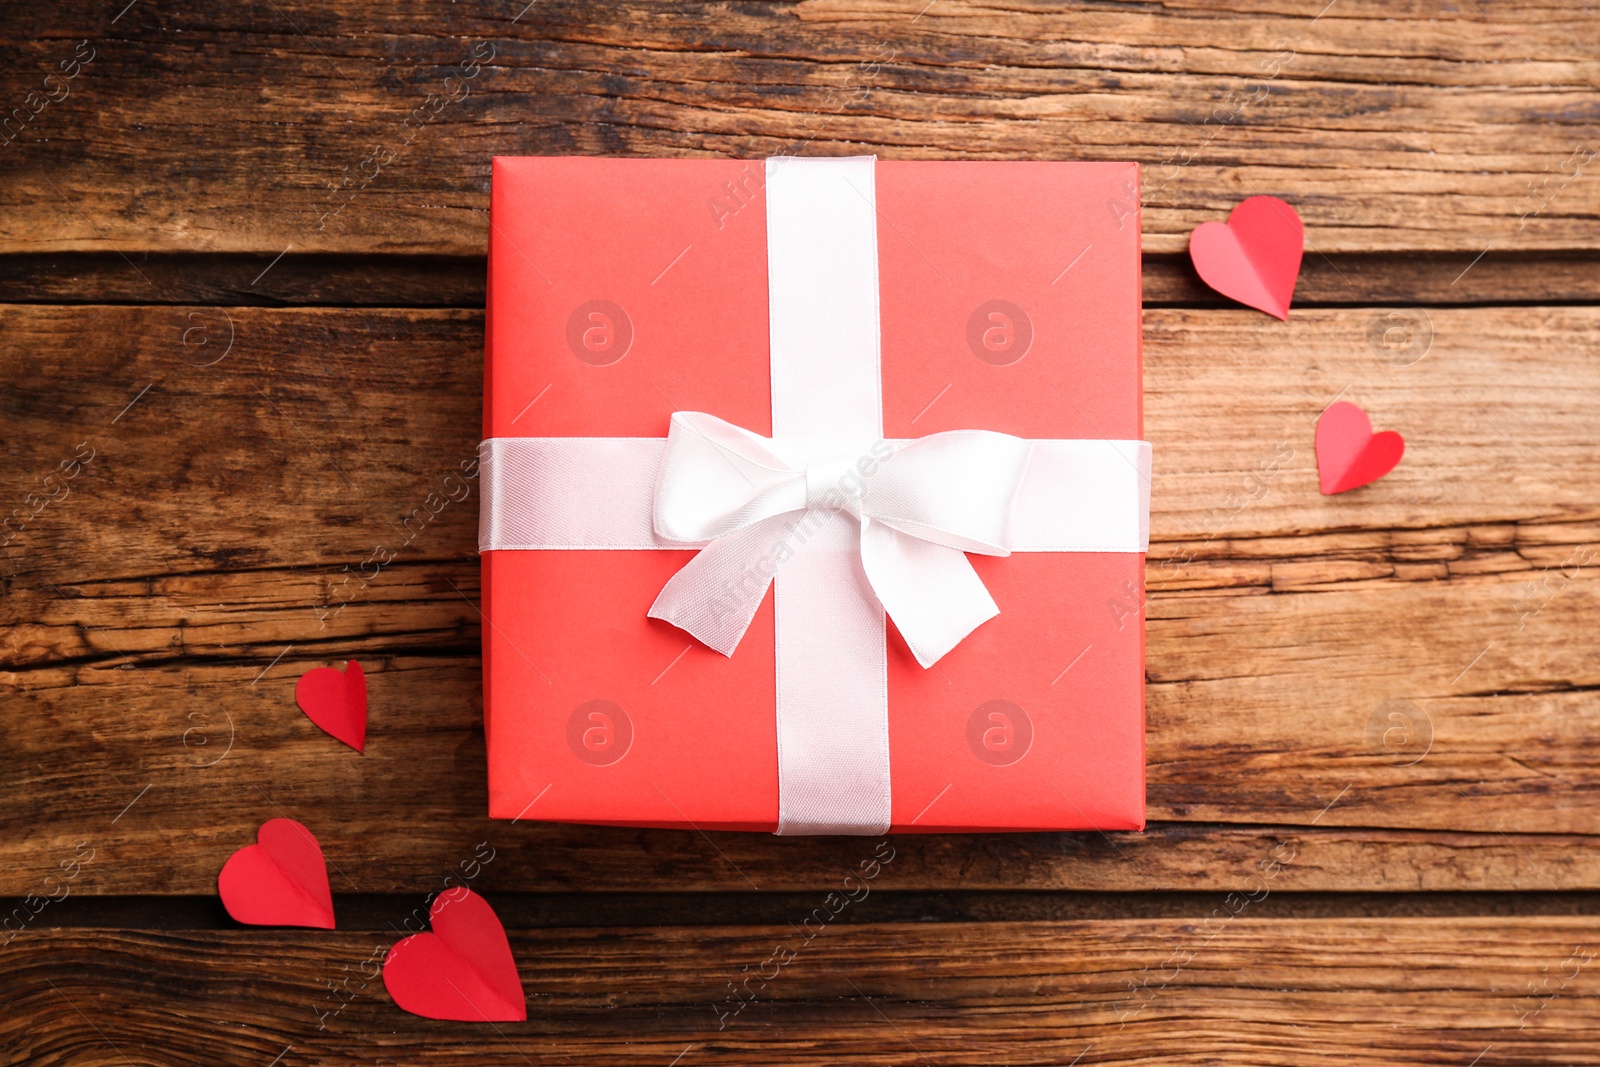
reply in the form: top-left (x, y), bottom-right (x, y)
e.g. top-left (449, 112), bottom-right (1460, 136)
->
top-left (1188, 196), bottom-right (1304, 319)
top-left (218, 818), bottom-right (336, 929)
top-left (1316, 401), bottom-right (1405, 495)
top-left (383, 888), bottom-right (526, 1022)
top-left (295, 660), bottom-right (367, 752)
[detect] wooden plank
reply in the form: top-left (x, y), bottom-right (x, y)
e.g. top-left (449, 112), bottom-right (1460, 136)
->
top-left (0, 302), bottom-right (1596, 893)
top-left (5, 919), bottom-right (1600, 1064)
top-left (4, 546), bottom-right (1599, 844)
top-left (16, 763), bottom-right (1600, 895)
top-left (0, 303), bottom-right (1593, 554)
top-left (1, 2), bottom-right (1597, 256)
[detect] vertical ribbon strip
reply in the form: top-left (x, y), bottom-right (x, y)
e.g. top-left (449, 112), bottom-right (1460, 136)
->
top-left (763, 156), bottom-right (893, 835)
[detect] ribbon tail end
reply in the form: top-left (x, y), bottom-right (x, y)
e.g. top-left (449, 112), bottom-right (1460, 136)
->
top-left (902, 601), bottom-right (1000, 670)
top-left (646, 601), bottom-right (743, 658)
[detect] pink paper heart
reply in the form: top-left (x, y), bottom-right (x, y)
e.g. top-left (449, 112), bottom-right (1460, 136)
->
top-left (218, 818), bottom-right (336, 929)
top-left (295, 660), bottom-right (367, 752)
top-left (1316, 401), bottom-right (1405, 494)
top-left (383, 888), bottom-right (526, 1022)
top-left (1188, 196), bottom-right (1305, 319)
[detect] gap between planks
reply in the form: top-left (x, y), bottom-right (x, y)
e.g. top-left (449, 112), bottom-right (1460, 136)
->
top-left (1, 251), bottom-right (1598, 309)
top-left (26, 890), bottom-right (1600, 932)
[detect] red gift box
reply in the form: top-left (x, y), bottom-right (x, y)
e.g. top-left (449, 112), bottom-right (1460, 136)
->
top-left (483, 156), bottom-right (1145, 833)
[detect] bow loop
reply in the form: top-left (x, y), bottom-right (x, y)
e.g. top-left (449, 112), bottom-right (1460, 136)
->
top-left (647, 411), bottom-right (1033, 667)
top-left (867, 430), bottom-right (1031, 555)
top-left (652, 412), bottom-right (805, 543)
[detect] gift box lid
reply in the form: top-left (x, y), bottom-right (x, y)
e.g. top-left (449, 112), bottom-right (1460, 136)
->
top-left (483, 156), bottom-right (1145, 834)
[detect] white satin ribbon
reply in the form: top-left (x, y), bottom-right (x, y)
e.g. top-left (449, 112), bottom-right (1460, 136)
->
top-left (480, 155), bottom-right (1151, 835)
top-left (479, 434), bottom-right (1152, 555)
top-left (646, 410), bottom-right (1033, 669)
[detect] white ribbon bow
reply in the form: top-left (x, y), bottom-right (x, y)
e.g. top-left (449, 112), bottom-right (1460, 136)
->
top-left (646, 411), bottom-right (1033, 668)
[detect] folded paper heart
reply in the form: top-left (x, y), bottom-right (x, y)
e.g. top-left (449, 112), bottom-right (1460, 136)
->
top-left (383, 887), bottom-right (526, 1022)
top-left (1188, 195), bottom-right (1304, 319)
top-left (217, 818), bottom-right (336, 929)
top-left (295, 660), bottom-right (367, 752)
top-left (1316, 401), bottom-right (1405, 494)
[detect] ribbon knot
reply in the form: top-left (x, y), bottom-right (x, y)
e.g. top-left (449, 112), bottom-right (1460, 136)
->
top-left (646, 411), bottom-right (1033, 668)
top-left (805, 456), bottom-right (863, 512)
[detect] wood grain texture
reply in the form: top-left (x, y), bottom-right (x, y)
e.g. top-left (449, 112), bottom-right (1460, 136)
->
top-left (4, 4), bottom-right (1599, 1056)
top-left (0, 302), bottom-right (1595, 893)
top-left (0, 1), bottom-right (1597, 256)
top-left (5, 918), bottom-right (1600, 1065)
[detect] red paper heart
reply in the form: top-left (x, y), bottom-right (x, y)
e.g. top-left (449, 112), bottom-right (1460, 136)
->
top-left (1316, 401), bottom-right (1405, 494)
top-left (383, 888), bottom-right (526, 1022)
top-left (1188, 196), bottom-right (1304, 319)
top-left (295, 660), bottom-right (367, 752)
top-left (218, 818), bottom-right (336, 929)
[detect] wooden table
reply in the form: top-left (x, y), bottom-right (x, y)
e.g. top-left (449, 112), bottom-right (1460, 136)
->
top-left (3, 2), bottom-right (1598, 1063)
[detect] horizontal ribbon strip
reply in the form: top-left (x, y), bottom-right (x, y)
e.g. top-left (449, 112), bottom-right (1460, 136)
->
top-left (479, 435), bottom-right (1151, 554)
